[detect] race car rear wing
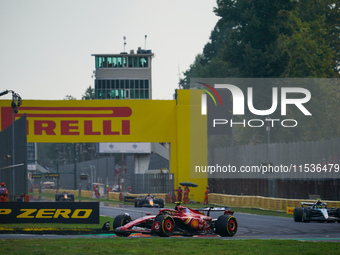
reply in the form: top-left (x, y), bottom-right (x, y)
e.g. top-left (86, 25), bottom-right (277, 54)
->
top-left (301, 202), bottom-right (327, 208)
top-left (301, 202), bottom-right (315, 207)
top-left (198, 207), bottom-right (233, 216)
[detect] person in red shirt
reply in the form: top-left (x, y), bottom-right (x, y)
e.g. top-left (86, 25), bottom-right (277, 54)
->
top-left (176, 186), bottom-right (183, 203)
top-left (184, 186), bottom-right (190, 204)
top-left (93, 185), bottom-right (100, 198)
top-left (0, 182), bottom-right (9, 202)
top-left (203, 186), bottom-right (209, 205)
top-left (106, 185), bottom-right (110, 198)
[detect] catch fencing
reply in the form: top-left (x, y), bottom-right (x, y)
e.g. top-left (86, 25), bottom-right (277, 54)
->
top-left (0, 114), bottom-right (27, 200)
top-left (209, 137), bottom-right (340, 200)
top-left (129, 173), bottom-right (174, 194)
top-left (211, 137), bottom-right (340, 179)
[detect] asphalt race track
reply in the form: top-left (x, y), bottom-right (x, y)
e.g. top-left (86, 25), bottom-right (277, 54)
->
top-left (100, 204), bottom-right (340, 241)
top-left (1, 202), bottom-right (340, 241)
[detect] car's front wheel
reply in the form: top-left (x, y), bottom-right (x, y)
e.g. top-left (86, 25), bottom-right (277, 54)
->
top-left (336, 208), bottom-right (340, 223)
top-left (215, 215), bottom-right (238, 236)
top-left (113, 214), bottom-right (132, 237)
top-left (152, 214), bottom-right (175, 237)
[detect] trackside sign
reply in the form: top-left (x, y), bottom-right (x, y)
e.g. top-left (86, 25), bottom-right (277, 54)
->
top-left (0, 99), bottom-right (177, 143)
top-left (0, 202), bottom-right (99, 224)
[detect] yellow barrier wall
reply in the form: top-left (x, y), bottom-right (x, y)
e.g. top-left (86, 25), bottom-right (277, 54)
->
top-left (35, 189), bottom-right (340, 212)
top-left (37, 189), bottom-right (166, 201)
top-left (208, 193), bottom-right (340, 212)
top-left (36, 189), bottom-right (92, 198)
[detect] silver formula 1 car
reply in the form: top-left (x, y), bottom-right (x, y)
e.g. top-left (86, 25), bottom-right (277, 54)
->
top-left (294, 200), bottom-right (340, 223)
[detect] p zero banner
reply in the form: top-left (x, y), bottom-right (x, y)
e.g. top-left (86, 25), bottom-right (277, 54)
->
top-left (0, 202), bottom-right (99, 224)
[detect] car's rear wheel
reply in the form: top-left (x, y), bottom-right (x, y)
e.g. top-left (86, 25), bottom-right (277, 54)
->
top-left (69, 194), bottom-right (74, 202)
top-left (215, 215), bottom-right (238, 236)
top-left (153, 214), bottom-right (175, 237)
top-left (293, 207), bottom-right (303, 222)
top-left (113, 214), bottom-right (132, 237)
top-left (158, 199), bottom-right (165, 208)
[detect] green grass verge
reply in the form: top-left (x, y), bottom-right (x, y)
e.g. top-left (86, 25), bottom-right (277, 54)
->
top-left (0, 216), bottom-right (114, 231)
top-left (1, 239), bottom-right (340, 255)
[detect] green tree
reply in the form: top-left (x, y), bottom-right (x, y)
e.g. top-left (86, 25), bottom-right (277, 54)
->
top-left (182, 0), bottom-right (340, 144)
top-left (214, 0), bottom-right (293, 78)
top-left (295, 0), bottom-right (339, 74)
top-left (279, 2), bottom-right (338, 78)
top-left (180, 18), bottom-right (240, 88)
top-left (64, 95), bottom-right (77, 100)
top-left (82, 86), bottom-right (95, 100)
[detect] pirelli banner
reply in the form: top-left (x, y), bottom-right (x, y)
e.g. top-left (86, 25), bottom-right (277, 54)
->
top-left (0, 99), bottom-right (177, 143)
top-left (0, 202), bottom-right (99, 224)
top-left (0, 92), bottom-right (208, 202)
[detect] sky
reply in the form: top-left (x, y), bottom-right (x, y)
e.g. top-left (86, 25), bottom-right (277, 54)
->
top-left (0, 0), bottom-right (219, 101)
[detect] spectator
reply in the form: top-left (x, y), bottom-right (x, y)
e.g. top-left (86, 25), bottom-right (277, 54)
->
top-left (184, 186), bottom-right (190, 204)
top-left (106, 185), bottom-right (110, 197)
top-left (0, 182), bottom-right (9, 202)
top-left (176, 186), bottom-right (183, 203)
top-left (203, 186), bottom-right (209, 205)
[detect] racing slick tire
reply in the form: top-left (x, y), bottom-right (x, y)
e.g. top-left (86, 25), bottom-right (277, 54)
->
top-left (68, 194), bottom-right (75, 202)
top-left (215, 215), bottom-right (238, 237)
top-left (157, 199), bottom-right (165, 208)
top-left (152, 214), bottom-right (175, 237)
top-left (302, 208), bottom-right (311, 222)
top-left (113, 214), bottom-right (132, 237)
top-left (134, 198), bottom-right (140, 207)
top-left (336, 208), bottom-right (340, 223)
top-left (293, 207), bottom-right (303, 222)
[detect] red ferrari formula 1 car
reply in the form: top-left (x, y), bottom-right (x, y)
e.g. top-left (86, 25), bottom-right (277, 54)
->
top-left (112, 203), bottom-right (237, 237)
